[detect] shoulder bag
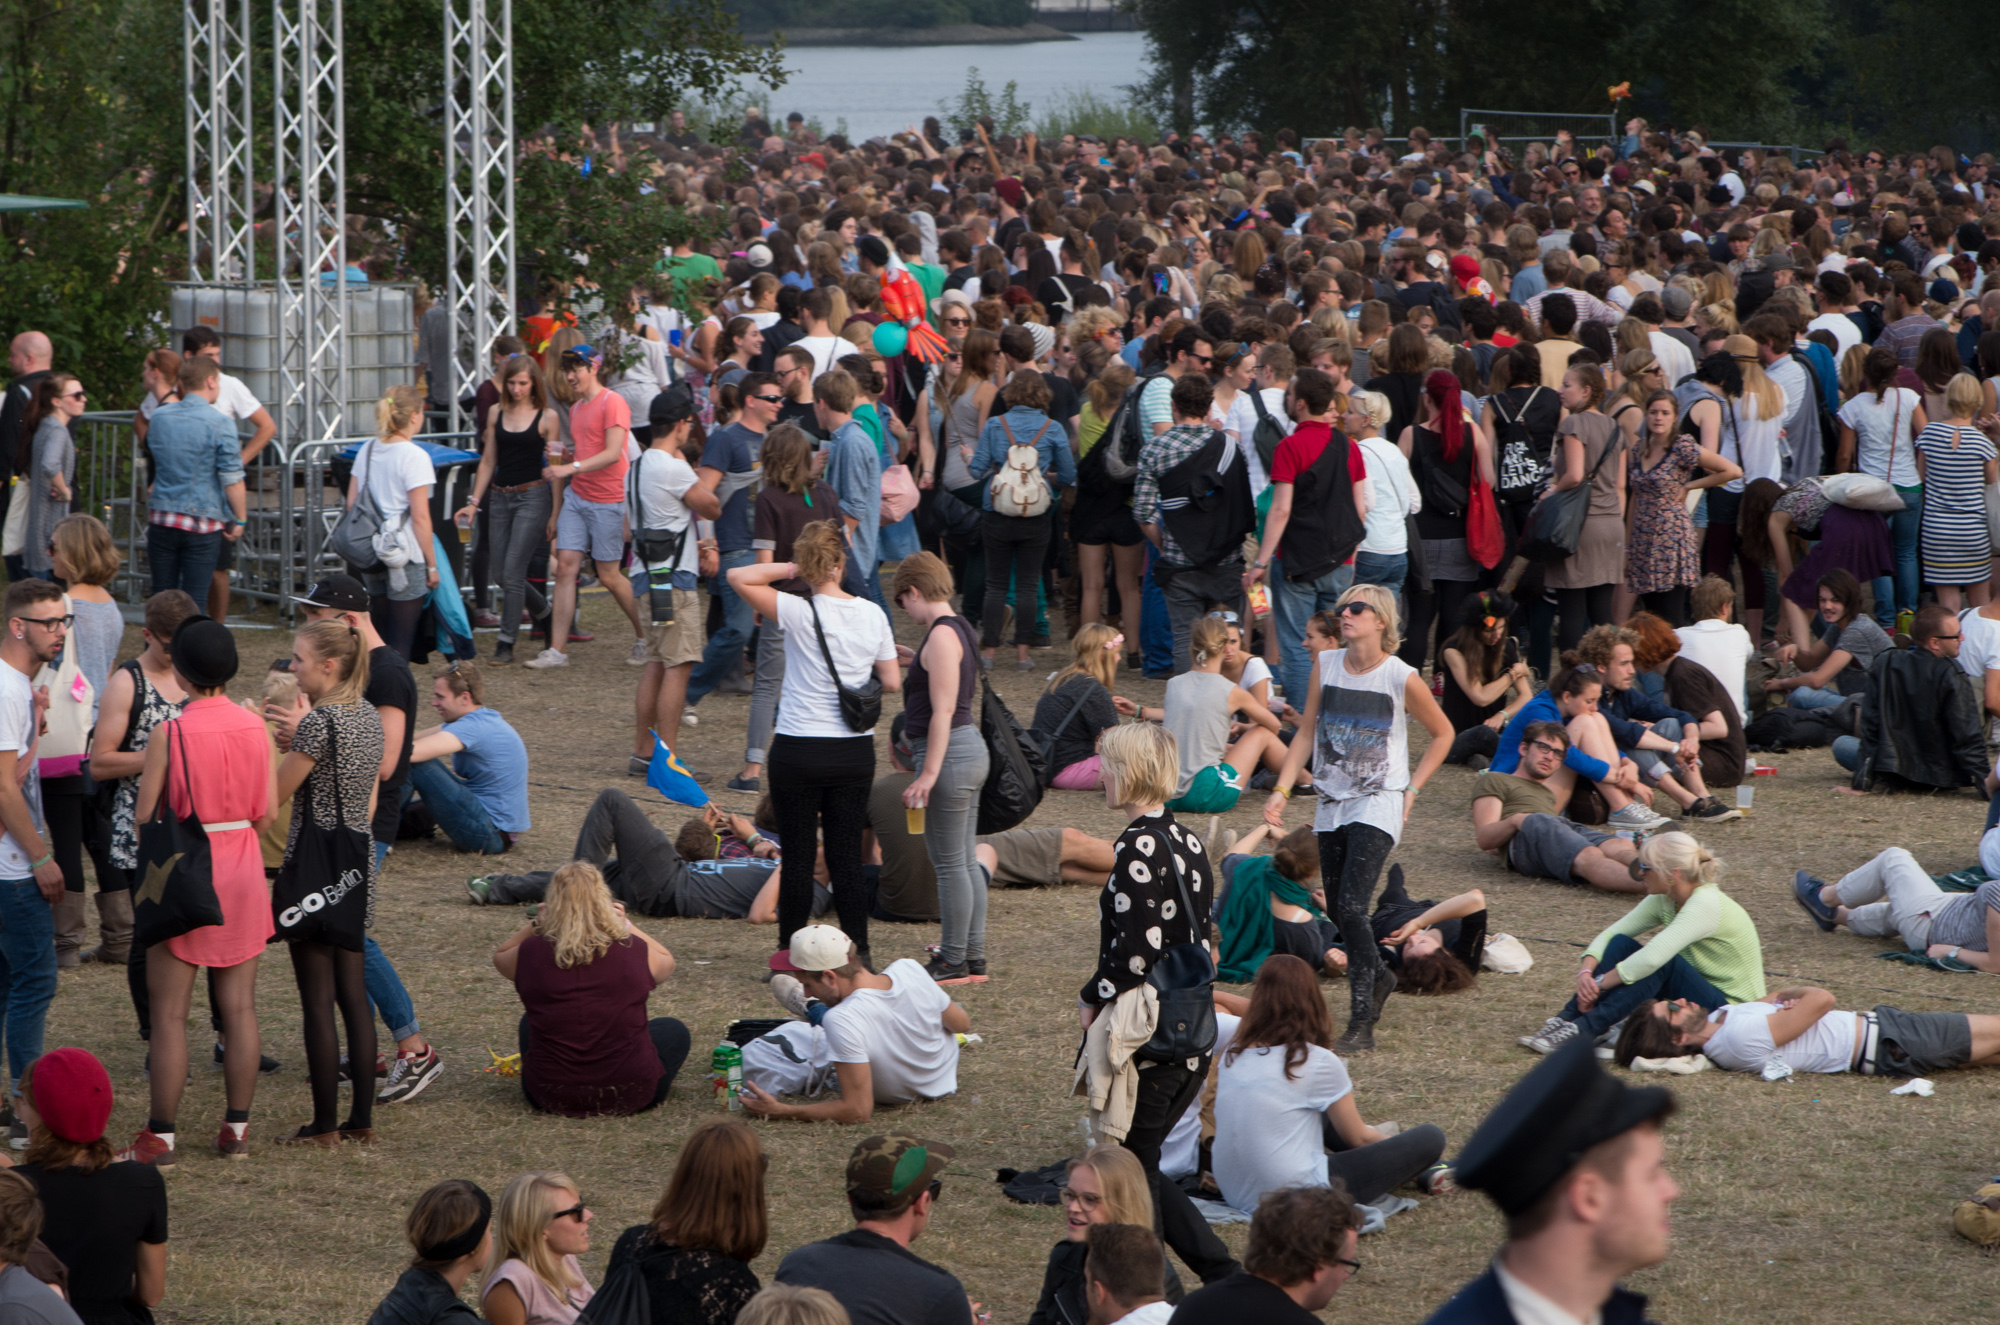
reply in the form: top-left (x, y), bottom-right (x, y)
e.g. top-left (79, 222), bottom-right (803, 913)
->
top-left (271, 712), bottom-right (374, 952)
top-left (806, 596), bottom-right (884, 732)
top-left (1136, 830), bottom-right (1218, 1064)
top-left (33, 594), bottom-right (95, 781)
top-left (975, 677), bottom-right (1046, 832)
top-left (626, 452), bottom-right (690, 624)
top-left (328, 442), bottom-right (389, 574)
top-left (131, 721), bottom-right (225, 950)
top-left (1517, 427), bottom-right (1621, 562)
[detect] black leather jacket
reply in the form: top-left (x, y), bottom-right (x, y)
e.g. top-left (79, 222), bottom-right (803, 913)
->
top-left (366, 1269), bottom-right (482, 1325)
top-left (1853, 646), bottom-right (1986, 792)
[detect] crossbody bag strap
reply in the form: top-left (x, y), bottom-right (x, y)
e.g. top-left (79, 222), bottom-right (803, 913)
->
top-left (1044, 679), bottom-right (1096, 745)
top-left (1164, 829), bottom-right (1199, 936)
top-left (805, 595), bottom-right (848, 690)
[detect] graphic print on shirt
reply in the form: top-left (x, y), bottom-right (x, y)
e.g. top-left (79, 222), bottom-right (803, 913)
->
top-left (1315, 684), bottom-right (1394, 799)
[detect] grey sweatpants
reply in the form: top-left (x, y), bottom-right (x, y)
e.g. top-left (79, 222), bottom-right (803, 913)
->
top-left (483, 788), bottom-right (687, 914)
top-left (1834, 848), bottom-right (1942, 951)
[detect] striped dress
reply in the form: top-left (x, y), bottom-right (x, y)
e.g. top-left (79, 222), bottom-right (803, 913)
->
top-left (1914, 422), bottom-right (1997, 585)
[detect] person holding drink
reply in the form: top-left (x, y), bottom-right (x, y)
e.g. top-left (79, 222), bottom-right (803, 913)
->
top-left (891, 552), bottom-right (990, 985)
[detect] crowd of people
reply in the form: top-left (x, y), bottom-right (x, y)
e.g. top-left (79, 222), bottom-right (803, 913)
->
top-left (5, 112), bottom-right (2000, 1322)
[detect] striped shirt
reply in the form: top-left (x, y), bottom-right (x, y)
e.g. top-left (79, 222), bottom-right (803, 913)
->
top-left (1585, 885), bottom-right (1766, 1003)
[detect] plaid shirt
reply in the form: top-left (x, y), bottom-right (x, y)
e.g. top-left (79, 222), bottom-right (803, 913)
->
top-left (1134, 422), bottom-right (1219, 566)
top-left (148, 509), bottom-right (227, 535)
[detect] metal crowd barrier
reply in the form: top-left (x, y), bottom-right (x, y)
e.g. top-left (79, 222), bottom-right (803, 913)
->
top-left (73, 412), bottom-right (478, 623)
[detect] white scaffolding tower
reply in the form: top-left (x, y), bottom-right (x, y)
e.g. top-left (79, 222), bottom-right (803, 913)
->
top-left (273, 0), bottom-right (348, 444)
top-left (444, 0), bottom-right (518, 428)
top-left (184, 0), bottom-right (256, 283)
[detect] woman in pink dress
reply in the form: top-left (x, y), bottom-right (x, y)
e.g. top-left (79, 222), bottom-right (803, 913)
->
top-left (123, 618), bottom-right (273, 1167)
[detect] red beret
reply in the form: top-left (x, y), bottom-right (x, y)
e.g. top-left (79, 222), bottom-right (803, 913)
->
top-left (27, 1048), bottom-right (111, 1144)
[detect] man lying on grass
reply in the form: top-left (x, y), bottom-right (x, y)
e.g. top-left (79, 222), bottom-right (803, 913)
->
top-left (1616, 986), bottom-right (2000, 1077)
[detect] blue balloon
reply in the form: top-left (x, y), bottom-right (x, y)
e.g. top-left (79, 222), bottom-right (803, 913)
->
top-left (872, 321), bottom-right (909, 358)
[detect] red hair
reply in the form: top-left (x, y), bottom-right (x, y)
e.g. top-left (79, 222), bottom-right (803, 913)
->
top-left (1424, 369), bottom-right (1464, 463)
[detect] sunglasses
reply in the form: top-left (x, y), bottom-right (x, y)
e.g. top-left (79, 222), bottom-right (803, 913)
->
top-left (750, 394), bottom-right (785, 404)
top-left (550, 1200), bottom-right (589, 1222)
top-left (1338, 600), bottom-right (1375, 617)
top-left (60, 390), bottom-right (86, 401)
top-left (1205, 610), bottom-right (1239, 624)
top-left (944, 315), bottom-right (972, 327)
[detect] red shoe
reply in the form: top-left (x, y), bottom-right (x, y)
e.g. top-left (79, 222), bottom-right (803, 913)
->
top-left (215, 1125), bottom-right (249, 1160)
top-left (118, 1128), bottom-right (176, 1168)
top-left (566, 629), bottom-right (596, 643)
top-left (472, 610), bottom-right (502, 628)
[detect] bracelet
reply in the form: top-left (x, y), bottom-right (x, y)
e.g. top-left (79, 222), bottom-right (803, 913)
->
top-left (27, 852), bottom-right (51, 870)
top-left (1277, 785), bottom-right (1293, 800)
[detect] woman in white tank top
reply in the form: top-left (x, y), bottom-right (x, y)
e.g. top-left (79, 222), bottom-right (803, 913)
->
top-left (1262, 584), bottom-right (1453, 1053)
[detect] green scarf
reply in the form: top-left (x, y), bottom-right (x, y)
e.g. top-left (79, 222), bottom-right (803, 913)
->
top-left (1216, 855), bottom-right (1324, 983)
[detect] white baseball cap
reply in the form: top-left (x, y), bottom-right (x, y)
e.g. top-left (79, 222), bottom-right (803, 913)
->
top-left (771, 924), bottom-right (855, 974)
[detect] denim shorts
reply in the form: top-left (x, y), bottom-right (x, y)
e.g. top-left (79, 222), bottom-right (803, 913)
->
top-left (557, 495), bottom-right (625, 562)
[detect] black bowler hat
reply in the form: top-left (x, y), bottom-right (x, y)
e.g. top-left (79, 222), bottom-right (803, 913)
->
top-left (170, 616), bottom-right (239, 689)
top-left (1453, 1037), bottom-right (1675, 1217)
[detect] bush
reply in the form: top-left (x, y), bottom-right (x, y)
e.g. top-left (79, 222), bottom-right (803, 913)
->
top-left (1033, 87), bottom-right (1159, 143)
top-left (940, 67), bottom-right (1033, 141)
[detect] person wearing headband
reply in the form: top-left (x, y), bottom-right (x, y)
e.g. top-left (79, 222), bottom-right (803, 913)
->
top-left (368, 1179), bottom-right (491, 1324)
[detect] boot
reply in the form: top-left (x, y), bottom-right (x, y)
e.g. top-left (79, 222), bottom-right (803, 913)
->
top-left (82, 889), bottom-right (134, 966)
top-left (53, 890), bottom-right (87, 968)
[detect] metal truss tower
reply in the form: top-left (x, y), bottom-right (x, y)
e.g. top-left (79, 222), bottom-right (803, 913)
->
top-left (273, 0), bottom-right (348, 444)
top-left (444, 0), bottom-right (517, 429)
top-left (184, 0), bottom-right (256, 282)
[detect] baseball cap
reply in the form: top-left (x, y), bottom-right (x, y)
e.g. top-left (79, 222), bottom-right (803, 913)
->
top-left (649, 383), bottom-right (697, 429)
top-left (561, 343), bottom-right (602, 364)
top-left (769, 924), bottom-right (856, 973)
top-left (1449, 254), bottom-right (1483, 284)
top-left (292, 574), bottom-right (370, 614)
top-left (746, 241), bottom-right (774, 270)
top-left (1660, 286), bottom-right (1693, 319)
top-left (846, 1133), bottom-right (955, 1203)
top-left (1763, 250), bottom-right (1798, 271)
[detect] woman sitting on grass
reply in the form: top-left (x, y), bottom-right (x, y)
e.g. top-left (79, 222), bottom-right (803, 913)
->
top-left (1031, 623), bottom-right (1126, 791)
top-left (603, 1117), bottom-right (766, 1325)
top-left (367, 1179), bottom-right (491, 1325)
top-left (1117, 615), bottom-right (1286, 815)
top-left (481, 1172), bottom-right (595, 1325)
top-left (1027, 1145), bottom-right (1183, 1325)
top-left (1211, 954), bottom-right (1450, 1215)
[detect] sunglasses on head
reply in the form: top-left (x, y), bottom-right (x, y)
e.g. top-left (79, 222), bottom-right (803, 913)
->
top-left (1205, 610), bottom-right (1239, 625)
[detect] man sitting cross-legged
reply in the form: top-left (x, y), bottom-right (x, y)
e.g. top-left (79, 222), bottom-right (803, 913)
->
top-left (1489, 662), bottom-right (1671, 832)
top-left (1617, 985), bottom-right (2000, 1078)
top-left (1471, 722), bottom-right (1643, 894)
top-left (465, 789), bottom-right (828, 922)
top-left (1793, 848), bottom-right (2000, 971)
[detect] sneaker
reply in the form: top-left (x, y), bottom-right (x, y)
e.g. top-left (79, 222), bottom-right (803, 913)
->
top-left (770, 973), bottom-right (812, 1018)
top-left (1465, 752), bottom-right (1491, 772)
top-left (466, 876), bottom-right (494, 905)
top-left (1519, 1019), bottom-right (1582, 1054)
top-left (472, 610), bottom-right (503, 628)
top-left (6, 1117), bottom-right (25, 1151)
top-left (214, 1125), bottom-right (250, 1160)
top-left (213, 1043), bottom-right (281, 1074)
top-left (923, 955), bottom-right (976, 985)
top-left (1793, 870), bottom-right (1838, 931)
top-left (1593, 1021), bottom-right (1627, 1061)
top-left (681, 711), bottom-right (698, 727)
top-left (1607, 803), bottom-right (1670, 832)
top-left (567, 629), bottom-right (596, 643)
top-left (965, 959), bottom-right (989, 982)
top-left (628, 640), bottom-right (649, 666)
top-left (489, 640), bottom-right (515, 667)
top-left (1687, 797), bottom-right (1742, 823)
top-left (118, 1128), bottom-right (176, 1167)
top-left (727, 775), bottom-right (760, 793)
top-left (523, 648), bottom-right (569, 669)
top-left (378, 1045), bottom-right (443, 1105)
top-left (338, 1053), bottom-right (389, 1083)
top-left (627, 756), bottom-right (649, 779)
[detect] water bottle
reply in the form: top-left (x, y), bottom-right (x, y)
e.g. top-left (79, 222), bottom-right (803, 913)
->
top-left (712, 1041), bottom-right (743, 1110)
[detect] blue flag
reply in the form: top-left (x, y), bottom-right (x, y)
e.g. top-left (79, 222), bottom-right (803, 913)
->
top-left (646, 734), bottom-right (708, 808)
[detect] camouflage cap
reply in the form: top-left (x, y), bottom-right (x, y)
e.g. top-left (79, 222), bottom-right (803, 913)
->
top-left (846, 1133), bottom-right (954, 1202)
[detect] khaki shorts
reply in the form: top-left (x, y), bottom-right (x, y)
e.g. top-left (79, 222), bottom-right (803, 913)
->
top-left (977, 825), bottom-right (1066, 887)
top-left (644, 590), bottom-right (704, 667)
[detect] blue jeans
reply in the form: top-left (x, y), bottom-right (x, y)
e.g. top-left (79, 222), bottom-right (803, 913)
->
top-left (406, 758), bottom-right (508, 855)
top-left (1873, 485), bottom-right (1922, 627)
top-left (1273, 558), bottom-right (1356, 705)
top-left (1562, 934), bottom-right (1732, 1037)
top-left (685, 548), bottom-right (755, 704)
top-left (1353, 550), bottom-right (1407, 602)
top-left (1140, 545), bottom-right (1174, 676)
top-left (0, 879), bottom-right (56, 1093)
top-left (365, 838), bottom-right (419, 1043)
top-left (147, 524), bottom-right (225, 600)
top-left (1789, 685), bottom-right (1846, 712)
top-left (1833, 735), bottom-right (1861, 772)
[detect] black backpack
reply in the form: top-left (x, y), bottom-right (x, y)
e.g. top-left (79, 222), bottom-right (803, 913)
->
top-left (1744, 707), bottom-right (1831, 751)
top-left (1082, 370), bottom-right (1161, 490)
top-left (1490, 387), bottom-right (1552, 504)
top-left (1245, 387), bottom-right (1290, 475)
top-left (976, 679), bottom-right (1046, 833)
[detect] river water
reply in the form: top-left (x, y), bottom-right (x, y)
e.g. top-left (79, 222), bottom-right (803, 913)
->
top-left (744, 30), bottom-right (1149, 139)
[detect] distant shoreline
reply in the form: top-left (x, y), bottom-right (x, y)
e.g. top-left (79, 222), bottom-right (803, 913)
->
top-left (742, 22), bottom-right (1082, 46)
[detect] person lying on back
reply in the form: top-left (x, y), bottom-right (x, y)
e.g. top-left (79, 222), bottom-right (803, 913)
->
top-left (1617, 986), bottom-right (2000, 1078)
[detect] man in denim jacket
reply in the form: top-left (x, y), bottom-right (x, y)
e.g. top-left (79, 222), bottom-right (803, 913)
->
top-left (143, 357), bottom-right (246, 599)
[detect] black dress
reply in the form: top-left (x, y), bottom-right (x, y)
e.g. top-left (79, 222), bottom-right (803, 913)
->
top-left (605, 1226), bottom-right (760, 1325)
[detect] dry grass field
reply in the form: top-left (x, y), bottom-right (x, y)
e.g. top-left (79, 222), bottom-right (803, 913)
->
top-left (50, 595), bottom-right (2000, 1323)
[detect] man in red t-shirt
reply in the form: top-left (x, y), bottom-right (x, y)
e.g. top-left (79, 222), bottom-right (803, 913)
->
top-left (1244, 368), bottom-right (1372, 706)
top-left (525, 344), bottom-right (646, 669)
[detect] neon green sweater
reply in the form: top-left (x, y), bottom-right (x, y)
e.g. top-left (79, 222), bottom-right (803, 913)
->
top-left (1584, 884), bottom-right (1766, 1003)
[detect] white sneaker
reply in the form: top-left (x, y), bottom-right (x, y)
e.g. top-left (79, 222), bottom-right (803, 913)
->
top-left (770, 973), bottom-right (811, 1019)
top-left (681, 711), bottom-right (698, 727)
top-left (1607, 803), bottom-right (1669, 832)
top-left (628, 640), bottom-right (649, 666)
top-left (1519, 1019), bottom-right (1581, 1054)
top-left (523, 648), bottom-right (569, 669)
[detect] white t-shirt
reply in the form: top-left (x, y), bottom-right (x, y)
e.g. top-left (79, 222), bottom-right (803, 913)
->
top-left (773, 592), bottom-right (897, 738)
top-left (792, 335), bottom-right (848, 381)
top-left (629, 449), bottom-right (702, 577)
top-left (1703, 1002), bottom-right (1856, 1074)
top-left (1355, 435), bottom-right (1415, 554)
top-left (1649, 331), bottom-right (1694, 387)
top-left (1673, 620), bottom-right (1755, 724)
top-left (1162, 1013), bottom-right (1237, 1178)
top-left (0, 665), bottom-right (42, 877)
top-left (1809, 312), bottom-right (1864, 359)
top-left (1212, 1042), bottom-right (1354, 1213)
top-left (354, 438), bottom-right (438, 524)
top-left (1835, 388), bottom-right (1921, 487)
top-left (821, 957), bottom-right (959, 1103)
top-left (1722, 386), bottom-right (1791, 491)
top-left (1957, 607), bottom-right (2000, 685)
top-left (214, 371), bottom-right (263, 424)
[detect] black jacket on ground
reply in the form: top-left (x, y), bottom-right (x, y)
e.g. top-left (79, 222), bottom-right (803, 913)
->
top-left (1852, 646), bottom-right (1986, 792)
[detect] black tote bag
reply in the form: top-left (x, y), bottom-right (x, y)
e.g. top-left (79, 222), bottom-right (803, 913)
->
top-left (131, 722), bottom-right (225, 950)
top-left (271, 714), bottom-right (373, 951)
top-left (1516, 432), bottom-right (1620, 562)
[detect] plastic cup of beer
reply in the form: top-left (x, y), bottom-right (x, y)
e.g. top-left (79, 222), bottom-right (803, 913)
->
top-left (906, 804), bottom-right (926, 835)
top-left (1735, 784), bottom-right (1754, 815)
top-left (456, 513), bottom-right (473, 544)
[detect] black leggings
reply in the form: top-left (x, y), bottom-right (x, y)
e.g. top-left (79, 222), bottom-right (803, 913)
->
top-left (289, 940), bottom-right (375, 1135)
top-left (1318, 824), bottom-right (1396, 1030)
top-left (370, 594), bottom-right (426, 665)
top-left (44, 786), bottom-right (119, 896)
top-left (768, 734), bottom-right (875, 951)
top-left (1637, 586), bottom-right (1690, 627)
top-left (1555, 584), bottom-right (1616, 654)
top-left (1121, 1060), bottom-right (1239, 1285)
top-left (518, 1014), bottom-right (691, 1112)
top-left (1399, 578), bottom-right (1476, 669)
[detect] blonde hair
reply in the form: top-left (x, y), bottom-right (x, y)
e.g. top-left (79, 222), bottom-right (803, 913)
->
top-left (487, 1173), bottom-right (587, 1303)
top-left (50, 514), bottom-right (120, 587)
top-left (1189, 616), bottom-right (1229, 666)
top-left (1636, 831), bottom-right (1721, 887)
top-left (737, 1286), bottom-right (852, 1325)
top-left (791, 520), bottom-right (846, 589)
top-left (1723, 335), bottom-right (1784, 420)
top-left (1098, 721), bottom-right (1178, 808)
top-left (1945, 371), bottom-right (1984, 420)
top-left (295, 619), bottom-right (370, 708)
top-left (1046, 622), bottom-right (1122, 696)
top-left (1334, 582), bottom-right (1402, 653)
top-left (1350, 388), bottom-right (1392, 431)
top-left (1067, 1145), bottom-right (1155, 1227)
top-left (375, 383), bottom-right (426, 437)
top-left (539, 862), bottom-right (630, 969)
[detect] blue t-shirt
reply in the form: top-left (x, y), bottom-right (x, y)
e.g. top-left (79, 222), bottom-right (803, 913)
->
top-left (704, 422), bottom-right (762, 552)
top-left (446, 706), bottom-right (530, 834)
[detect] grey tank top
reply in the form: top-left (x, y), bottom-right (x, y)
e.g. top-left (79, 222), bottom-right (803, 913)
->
top-left (941, 385), bottom-right (987, 490)
top-left (1164, 670), bottom-right (1236, 798)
